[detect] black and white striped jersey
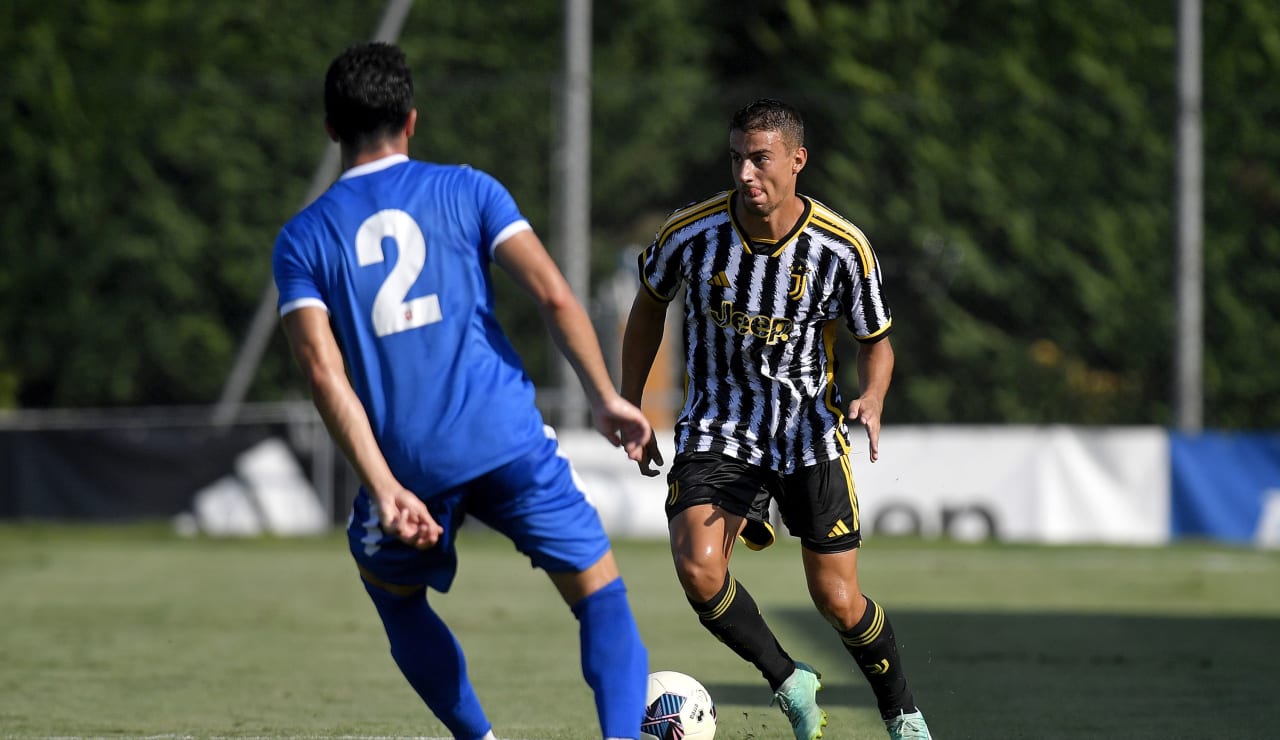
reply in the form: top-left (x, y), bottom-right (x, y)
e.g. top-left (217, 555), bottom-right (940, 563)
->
top-left (638, 190), bottom-right (892, 473)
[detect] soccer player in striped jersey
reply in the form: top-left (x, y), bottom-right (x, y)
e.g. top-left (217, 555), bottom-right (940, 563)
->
top-left (273, 42), bottom-right (650, 740)
top-left (621, 99), bottom-right (932, 740)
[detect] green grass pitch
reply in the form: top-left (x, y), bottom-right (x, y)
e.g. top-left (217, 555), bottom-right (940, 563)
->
top-left (2, 523), bottom-right (1278, 738)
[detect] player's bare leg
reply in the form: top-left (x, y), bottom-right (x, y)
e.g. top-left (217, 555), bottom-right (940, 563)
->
top-left (672, 505), bottom-right (825, 738)
top-left (802, 546), bottom-right (867, 628)
top-left (549, 549), bottom-right (622, 604)
top-left (802, 548), bottom-right (931, 738)
top-left (669, 503), bottom-right (741, 602)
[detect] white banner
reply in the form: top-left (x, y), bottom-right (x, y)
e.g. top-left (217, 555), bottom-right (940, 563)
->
top-left (556, 430), bottom-right (672, 539)
top-left (850, 426), bottom-right (1169, 544)
top-left (556, 426), bottom-right (1170, 545)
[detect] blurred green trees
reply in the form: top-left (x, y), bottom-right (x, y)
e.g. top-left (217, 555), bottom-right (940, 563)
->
top-left (0, 0), bottom-right (1276, 427)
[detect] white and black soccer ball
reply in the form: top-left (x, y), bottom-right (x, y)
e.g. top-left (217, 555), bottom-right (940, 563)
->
top-left (640, 670), bottom-right (717, 740)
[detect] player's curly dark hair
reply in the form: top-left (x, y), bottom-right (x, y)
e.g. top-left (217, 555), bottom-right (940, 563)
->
top-left (730, 98), bottom-right (805, 150)
top-left (324, 42), bottom-right (414, 149)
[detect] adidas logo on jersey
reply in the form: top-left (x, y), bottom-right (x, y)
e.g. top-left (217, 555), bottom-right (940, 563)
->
top-left (707, 271), bottom-right (732, 288)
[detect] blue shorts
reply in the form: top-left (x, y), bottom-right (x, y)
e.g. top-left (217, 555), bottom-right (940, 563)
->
top-left (347, 430), bottom-right (611, 594)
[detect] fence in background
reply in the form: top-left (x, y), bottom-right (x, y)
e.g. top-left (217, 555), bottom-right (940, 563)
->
top-left (2, 404), bottom-right (1277, 547)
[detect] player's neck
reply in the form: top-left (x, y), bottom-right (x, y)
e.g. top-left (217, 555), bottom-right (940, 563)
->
top-left (341, 139), bottom-right (410, 171)
top-left (735, 193), bottom-right (805, 242)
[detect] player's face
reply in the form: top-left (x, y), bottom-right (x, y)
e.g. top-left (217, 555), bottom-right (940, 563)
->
top-left (729, 129), bottom-right (805, 218)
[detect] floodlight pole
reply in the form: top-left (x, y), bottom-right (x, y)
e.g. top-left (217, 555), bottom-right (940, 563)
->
top-left (552, 0), bottom-right (592, 430)
top-left (1175, 0), bottom-right (1203, 433)
top-left (212, 0), bottom-right (415, 427)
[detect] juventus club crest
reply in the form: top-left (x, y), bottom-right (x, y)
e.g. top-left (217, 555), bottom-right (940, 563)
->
top-left (788, 264), bottom-right (809, 300)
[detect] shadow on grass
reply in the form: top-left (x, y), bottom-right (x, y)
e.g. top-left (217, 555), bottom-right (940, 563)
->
top-left (698, 608), bottom-right (1280, 739)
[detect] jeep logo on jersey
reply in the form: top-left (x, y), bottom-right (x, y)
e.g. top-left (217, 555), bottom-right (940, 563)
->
top-left (708, 300), bottom-right (793, 344)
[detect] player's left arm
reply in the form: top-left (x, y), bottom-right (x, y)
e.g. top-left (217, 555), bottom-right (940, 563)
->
top-left (847, 336), bottom-right (895, 463)
top-left (280, 307), bottom-right (441, 548)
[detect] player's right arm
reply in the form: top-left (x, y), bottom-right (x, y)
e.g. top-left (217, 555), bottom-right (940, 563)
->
top-left (620, 289), bottom-right (669, 477)
top-left (280, 306), bottom-right (442, 549)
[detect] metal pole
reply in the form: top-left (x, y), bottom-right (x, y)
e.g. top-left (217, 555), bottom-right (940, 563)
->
top-left (554, 0), bottom-right (592, 429)
top-left (1175, 0), bottom-right (1203, 432)
top-left (212, 0), bottom-right (415, 427)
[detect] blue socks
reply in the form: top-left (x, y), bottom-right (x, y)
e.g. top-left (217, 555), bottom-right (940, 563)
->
top-left (363, 582), bottom-right (491, 740)
top-left (572, 578), bottom-right (649, 739)
top-left (366, 577), bottom-right (647, 740)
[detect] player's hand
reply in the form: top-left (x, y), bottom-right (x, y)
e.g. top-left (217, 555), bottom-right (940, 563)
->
top-left (592, 395), bottom-right (655, 465)
top-left (634, 433), bottom-right (664, 477)
top-left (847, 394), bottom-right (884, 463)
top-left (373, 487), bottom-right (442, 549)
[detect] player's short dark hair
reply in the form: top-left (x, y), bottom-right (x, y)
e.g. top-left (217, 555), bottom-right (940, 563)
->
top-left (730, 98), bottom-right (805, 150)
top-left (324, 42), bottom-right (414, 149)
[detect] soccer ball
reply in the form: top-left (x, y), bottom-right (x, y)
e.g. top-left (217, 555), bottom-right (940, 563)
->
top-left (640, 670), bottom-right (717, 740)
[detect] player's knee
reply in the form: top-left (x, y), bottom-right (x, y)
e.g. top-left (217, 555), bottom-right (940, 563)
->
top-left (553, 551), bottom-right (621, 606)
top-left (814, 586), bottom-right (867, 630)
top-left (361, 574), bottom-right (426, 606)
top-left (673, 554), bottom-right (727, 601)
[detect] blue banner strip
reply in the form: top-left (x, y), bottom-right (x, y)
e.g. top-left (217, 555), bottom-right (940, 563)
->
top-left (1170, 432), bottom-right (1280, 542)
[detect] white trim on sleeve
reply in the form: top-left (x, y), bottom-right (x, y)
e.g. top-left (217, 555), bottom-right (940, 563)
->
top-left (279, 297), bottom-right (329, 317)
top-left (490, 219), bottom-right (532, 258)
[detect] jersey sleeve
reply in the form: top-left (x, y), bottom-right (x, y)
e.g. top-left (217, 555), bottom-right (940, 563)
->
top-left (635, 214), bottom-right (686, 303)
top-left (272, 218), bottom-right (327, 317)
top-left (469, 168), bottom-right (532, 258)
top-left (838, 235), bottom-right (893, 342)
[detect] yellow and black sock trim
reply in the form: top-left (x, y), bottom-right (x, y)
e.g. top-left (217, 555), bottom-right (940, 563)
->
top-left (840, 596), bottom-right (884, 649)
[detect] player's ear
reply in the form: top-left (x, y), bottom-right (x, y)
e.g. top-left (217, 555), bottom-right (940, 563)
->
top-left (323, 118), bottom-right (340, 143)
top-left (405, 109), bottom-right (418, 139)
top-left (791, 146), bottom-right (807, 175)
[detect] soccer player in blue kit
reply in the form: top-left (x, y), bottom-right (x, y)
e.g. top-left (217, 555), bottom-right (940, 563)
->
top-left (273, 42), bottom-right (650, 740)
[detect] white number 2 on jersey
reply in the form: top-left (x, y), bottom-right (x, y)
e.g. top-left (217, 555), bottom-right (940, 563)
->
top-left (355, 209), bottom-right (442, 337)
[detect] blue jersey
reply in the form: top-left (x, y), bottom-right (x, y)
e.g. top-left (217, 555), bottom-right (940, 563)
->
top-left (273, 154), bottom-right (546, 498)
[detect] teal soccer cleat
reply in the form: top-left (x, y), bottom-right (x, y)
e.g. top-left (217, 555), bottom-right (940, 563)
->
top-left (772, 662), bottom-right (828, 739)
top-left (885, 709), bottom-right (932, 739)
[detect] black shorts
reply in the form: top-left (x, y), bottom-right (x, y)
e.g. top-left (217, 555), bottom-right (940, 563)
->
top-left (665, 452), bottom-right (862, 554)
